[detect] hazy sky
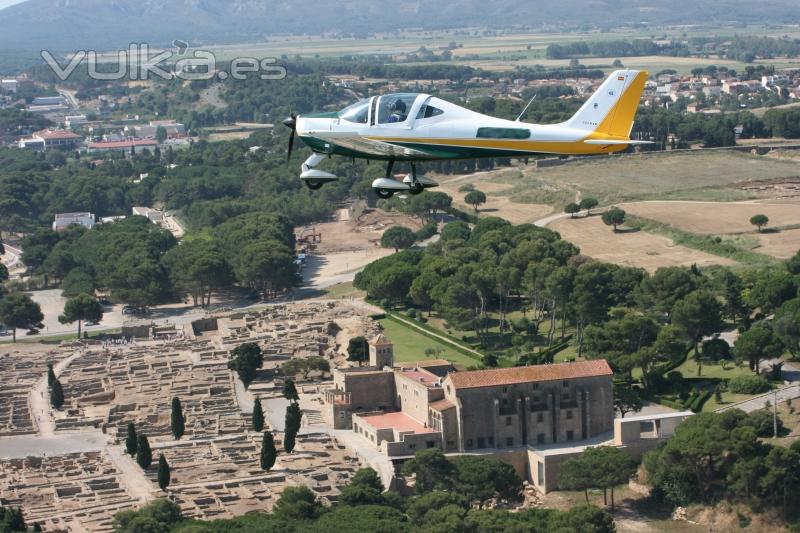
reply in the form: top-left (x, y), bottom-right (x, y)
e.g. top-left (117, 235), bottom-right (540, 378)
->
top-left (0, 0), bottom-right (27, 9)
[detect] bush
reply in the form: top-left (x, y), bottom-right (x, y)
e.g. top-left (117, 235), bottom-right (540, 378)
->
top-left (747, 408), bottom-right (784, 437)
top-left (728, 374), bottom-right (771, 395)
top-left (414, 223), bottom-right (437, 241)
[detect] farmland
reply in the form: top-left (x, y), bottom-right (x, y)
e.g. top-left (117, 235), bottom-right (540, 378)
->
top-left (548, 215), bottom-right (737, 272)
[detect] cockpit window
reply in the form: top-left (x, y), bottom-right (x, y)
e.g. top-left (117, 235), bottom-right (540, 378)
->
top-left (416, 105), bottom-right (444, 119)
top-left (378, 94), bottom-right (417, 124)
top-left (338, 99), bottom-right (370, 124)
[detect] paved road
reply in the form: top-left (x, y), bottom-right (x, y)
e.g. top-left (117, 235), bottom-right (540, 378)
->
top-left (717, 383), bottom-right (800, 413)
top-left (105, 445), bottom-right (154, 503)
top-left (0, 431), bottom-right (106, 459)
top-left (29, 347), bottom-right (87, 436)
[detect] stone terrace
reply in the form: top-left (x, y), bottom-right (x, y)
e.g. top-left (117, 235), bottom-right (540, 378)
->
top-left (0, 452), bottom-right (138, 532)
top-left (153, 432), bottom-right (362, 520)
top-left (0, 347), bottom-right (71, 436)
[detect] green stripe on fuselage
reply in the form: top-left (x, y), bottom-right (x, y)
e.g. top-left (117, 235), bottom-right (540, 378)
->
top-left (299, 135), bottom-right (546, 161)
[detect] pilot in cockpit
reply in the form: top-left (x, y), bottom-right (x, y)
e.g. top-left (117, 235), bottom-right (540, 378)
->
top-left (388, 98), bottom-right (408, 123)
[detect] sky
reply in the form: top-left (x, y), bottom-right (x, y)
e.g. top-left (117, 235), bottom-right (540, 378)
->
top-left (0, 0), bottom-right (28, 9)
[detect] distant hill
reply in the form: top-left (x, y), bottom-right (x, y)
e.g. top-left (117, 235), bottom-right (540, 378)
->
top-left (1, 0), bottom-right (799, 51)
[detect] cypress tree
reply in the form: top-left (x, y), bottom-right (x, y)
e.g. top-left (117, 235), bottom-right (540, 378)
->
top-left (170, 397), bottom-right (185, 440)
top-left (282, 379), bottom-right (299, 402)
top-left (50, 379), bottom-right (64, 409)
top-left (260, 431), bottom-right (277, 471)
top-left (157, 454), bottom-right (171, 490)
top-left (252, 398), bottom-right (265, 433)
top-left (284, 403), bottom-right (302, 453)
top-left (47, 362), bottom-right (56, 387)
top-left (136, 435), bottom-right (152, 469)
top-left (125, 423), bottom-right (138, 456)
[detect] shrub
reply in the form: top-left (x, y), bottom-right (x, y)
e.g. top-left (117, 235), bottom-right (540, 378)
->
top-left (728, 374), bottom-right (771, 395)
top-left (747, 408), bottom-right (784, 437)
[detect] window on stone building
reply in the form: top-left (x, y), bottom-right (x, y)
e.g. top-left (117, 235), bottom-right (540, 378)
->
top-left (537, 433), bottom-right (545, 444)
top-left (566, 410), bottom-right (573, 420)
top-left (467, 439), bottom-right (473, 448)
top-left (478, 437), bottom-right (485, 448)
top-left (537, 413), bottom-right (544, 423)
top-left (488, 436), bottom-right (494, 446)
top-left (427, 441), bottom-right (435, 448)
top-left (506, 416), bottom-right (512, 426)
top-left (566, 430), bottom-right (574, 441)
top-left (506, 437), bottom-right (514, 447)
top-left (562, 380), bottom-right (569, 388)
top-left (532, 383), bottom-right (539, 390)
top-left (409, 443), bottom-right (416, 449)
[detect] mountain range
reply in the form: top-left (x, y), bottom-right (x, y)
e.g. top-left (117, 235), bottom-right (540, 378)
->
top-left (1, 0), bottom-right (799, 52)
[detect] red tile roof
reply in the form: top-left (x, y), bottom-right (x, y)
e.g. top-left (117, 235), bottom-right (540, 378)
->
top-left (429, 399), bottom-right (455, 411)
top-left (357, 411), bottom-right (436, 434)
top-left (397, 368), bottom-right (441, 388)
top-left (448, 360), bottom-right (613, 390)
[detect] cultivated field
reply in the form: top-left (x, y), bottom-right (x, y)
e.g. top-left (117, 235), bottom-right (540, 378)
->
top-left (549, 216), bottom-right (737, 272)
top-left (503, 151), bottom-right (800, 206)
top-left (755, 228), bottom-right (800, 259)
top-left (436, 170), bottom-right (554, 225)
top-left (620, 200), bottom-right (800, 235)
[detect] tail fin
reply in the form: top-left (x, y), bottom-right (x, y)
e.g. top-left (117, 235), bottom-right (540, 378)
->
top-left (564, 69), bottom-right (648, 139)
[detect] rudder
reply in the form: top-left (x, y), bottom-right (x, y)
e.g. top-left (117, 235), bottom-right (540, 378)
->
top-left (563, 69), bottom-right (648, 139)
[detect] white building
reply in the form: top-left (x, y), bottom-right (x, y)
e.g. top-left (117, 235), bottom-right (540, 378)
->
top-left (0, 79), bottom-right (18, 93)
top-left (53, 212), bottom-right (95, 232)
top-left (65, 115), bottom-right (88, 129)
top-left (132, 206), bottom-right (164, 224)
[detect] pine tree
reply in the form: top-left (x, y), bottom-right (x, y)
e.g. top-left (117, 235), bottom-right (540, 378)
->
top-left (170, 397), bottom-right (185, 440)
top-left (46, 362), bottom-right (56, 387)
top-left (125, 423), bottom-right (138, 456)
top-left (252, 398), bottom-right (265, 433)
top-left (260, 431), bottom-right (277, 471)
top-left (157, 454), bottom-right (171, 490)
top-left (50, 378), bottom-right (64, 409)
top-left (136, 435), bottom-right (152, 469)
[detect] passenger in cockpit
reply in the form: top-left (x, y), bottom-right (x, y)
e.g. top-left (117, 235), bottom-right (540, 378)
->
top-left (388, 98), bottom-right (407, 123)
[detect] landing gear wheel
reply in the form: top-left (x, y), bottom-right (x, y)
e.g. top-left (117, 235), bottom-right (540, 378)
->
top-left (375, 188), bottom-right (395, 199)
top-left (304, 180), bottom-right (324, 191)
top-left (408, 182), bottom-right (425, 195)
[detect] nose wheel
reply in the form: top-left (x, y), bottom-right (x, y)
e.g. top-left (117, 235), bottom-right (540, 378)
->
top-left (305, 180), bottom-right (324, 191)
top-left (375, 188), bottom-right (396, 199)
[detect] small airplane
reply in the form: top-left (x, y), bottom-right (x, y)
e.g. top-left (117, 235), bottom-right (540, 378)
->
top-left (283, 69), bottom-right (649, 199)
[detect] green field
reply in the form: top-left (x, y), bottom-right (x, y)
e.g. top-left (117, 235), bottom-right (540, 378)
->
top-left (497, 150), bottom-right (800, 208)
top-left (378, 317), bottom-right (480, 369)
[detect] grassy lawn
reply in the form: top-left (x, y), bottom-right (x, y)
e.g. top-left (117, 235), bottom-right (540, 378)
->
top-left (762, 398), bottom-right (800, 449)
top-left (702, 391), bottom-right (760, 412)
top-left (676, 357), bottom-right (753, 380)
top-left (321, 282), bottom-right (365, 300)
top-left (378, 318), bottom-right (480, 370)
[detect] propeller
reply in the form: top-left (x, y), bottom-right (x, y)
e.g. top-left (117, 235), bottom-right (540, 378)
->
top-left (283, 113), bottom-right (297, 164)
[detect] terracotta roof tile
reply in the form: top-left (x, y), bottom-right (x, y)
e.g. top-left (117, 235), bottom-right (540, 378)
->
top-left (429, 399), bottom-right (456, 411)
top-left (448, 360), bottom-right (613, 390)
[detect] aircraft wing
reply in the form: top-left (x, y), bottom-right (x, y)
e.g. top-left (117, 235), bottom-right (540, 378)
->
top-left (317, 133), bottom-right (432, 158)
